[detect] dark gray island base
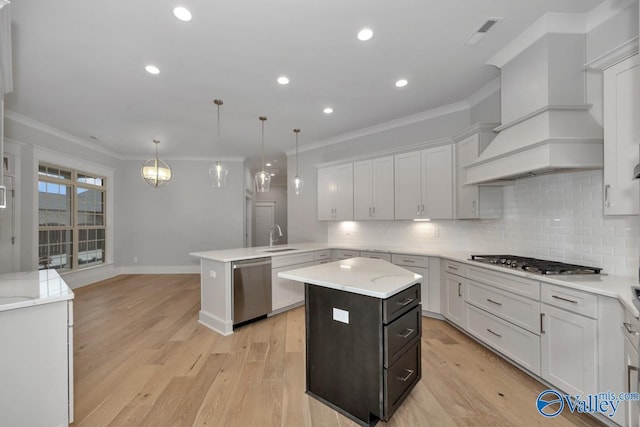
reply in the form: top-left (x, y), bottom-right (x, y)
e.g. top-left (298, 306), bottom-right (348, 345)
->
top-left (305, 283), bottom-right (422, 426)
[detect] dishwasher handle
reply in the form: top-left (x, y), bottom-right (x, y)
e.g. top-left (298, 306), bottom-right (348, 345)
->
top-left (233, 258), bottom-right (272, 269)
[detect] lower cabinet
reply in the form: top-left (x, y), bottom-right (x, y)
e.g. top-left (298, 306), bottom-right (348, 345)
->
top-left (623, 318), bottom-right (640, 427)
top-left (271, 253), bottom-right (316, 312)
top-left (540, 302), bottom-right (597, 396)
top-left (444, 272), bottom-right (466, 328)
top-left (305, 283), bottom-right (421, 425)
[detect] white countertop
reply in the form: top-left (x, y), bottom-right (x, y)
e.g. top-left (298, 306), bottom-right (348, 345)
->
top-left (278, 257), bottom-right (422, 299)
top-left (191, 243), bottom-right (640, 317)
top-left (0, 270), bottom-right (74, 312)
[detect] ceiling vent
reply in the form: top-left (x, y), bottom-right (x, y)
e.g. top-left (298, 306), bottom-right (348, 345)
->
top-left (464, 17), bottom-right (502, 46)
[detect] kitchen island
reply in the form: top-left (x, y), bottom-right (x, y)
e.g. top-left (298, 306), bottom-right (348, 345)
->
top-left (279, 257), bottom-right (423, 426)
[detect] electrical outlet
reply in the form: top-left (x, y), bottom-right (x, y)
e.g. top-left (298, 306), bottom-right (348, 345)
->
top-left (209, 270), bottom-right (216, 278)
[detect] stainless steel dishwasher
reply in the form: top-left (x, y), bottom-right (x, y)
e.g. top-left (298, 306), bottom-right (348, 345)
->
top-left (232, 257), bottom-right (272, 327)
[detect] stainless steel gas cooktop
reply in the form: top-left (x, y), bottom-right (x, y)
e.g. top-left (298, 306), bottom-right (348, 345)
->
top-left (469, 255), bottom-right (602, 275)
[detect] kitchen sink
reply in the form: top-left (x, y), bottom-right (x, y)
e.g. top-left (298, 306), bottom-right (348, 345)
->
top-left (261, 248), bottom-right (298, 253)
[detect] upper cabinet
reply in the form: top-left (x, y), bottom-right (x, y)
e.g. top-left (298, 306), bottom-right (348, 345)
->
top-left (603, 54), bottom-right (640, 215)
top-left (394, 145), bottom-right (454, 220)
top-left (317, 163), bottom-right (354, 221)
top-left (455, 128), bottom-right (503, 219)
top-left (353, 156), bottom-right (394, 220)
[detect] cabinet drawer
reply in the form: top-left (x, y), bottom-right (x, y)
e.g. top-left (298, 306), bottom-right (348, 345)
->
top-left (467, 280), bottom-right (541, 334)
top-left (467, 266), bottom-right (540, 300)
top-left (383, 284), bottom-right (420, 324)
top-left (466, 304), bottom-right (541, 375)
top-left (361, 251), bottom-right (391, 262)
top-left (392, 254), bottom-right (429, 268)
top-left (443, 259), bottom-right (467, 277)
top-left (271, 253), bottom-right (315, 269)
top-left (384, 340), bottom-right (421, 420)
top-left (385, 305), bottom-right (421, 368)
top-left (314, 250), bottom-right (331, 261)
top-left (541, 283), bottom-right (597, 318)
top-left (332, 249), bottom-right (360, 260)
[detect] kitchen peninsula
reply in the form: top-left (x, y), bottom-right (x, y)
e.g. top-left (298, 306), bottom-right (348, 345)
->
top-left (278, 257), bottom-right (423, 426)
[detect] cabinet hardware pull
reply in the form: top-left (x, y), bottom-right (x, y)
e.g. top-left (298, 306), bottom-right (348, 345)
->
top-left (397, 297), bottom-right (415, 306)
top-left (540, 313), bottom-right (545, 334)
top-left (397, 369), bottom-right (414, 382)
top-left (398, 328), bottom-right (415, 338)
top-left (486, 328), bottom-right (502, 338)
top-left (448, 265), bottom-right (458, 271)
top-left (604, 184), bottom-right (612, 207)
top-left (628, 365), bottom-right (639, 393)
top-left (372, 206), bottom-right (375, 216)
top-left (421, 204), bottom-right (425, 215)
top-left (416, 204), bottom-right (421, 216)
top-left (402, 259), bottom-right (415, 264)
top-left (624, 322), bottom-right (640, 336)
top-left (486, 298), bottom-right (502, 306)
top-left (551, 295), bottom-right (578, 304)
top-left (472, 200), bottom-right (478, 215)
top-left (458, 282), bottom-right (462, 297)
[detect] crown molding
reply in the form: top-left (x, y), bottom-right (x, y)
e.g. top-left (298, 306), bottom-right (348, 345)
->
top-left (5, 109), bottom-right (124, 159)
top-left (584, 36), bottom-right (639, 70)
top-left (465, 77), bottom-right (500, 107)
top-left (586, 0), bottom-right (638, 32)
top-left (122, 154), bottom-right (245, 162)
top-left (452, 123), bottom-right (500, 142)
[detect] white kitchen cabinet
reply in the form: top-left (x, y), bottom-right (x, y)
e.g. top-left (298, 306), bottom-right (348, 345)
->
top-left (332, 249), bottom-right (360, 260)
top-left (360, 250), bottom-right (391, 262)
top-left (540, 302), bottom-right (597, 397)
top-left (353, 156), bottom-right (394, 220)
top-left (603, 54), bottom-right (640, 215)
top-left (392, 254), bottom-right (435, 313)
top-left (271, 253), bottom-right (315, 312)
top-left (622, 306), bottom-right (640, 427)
top-left (455, 132), bottom-right (502, 219)
top-left (317, 164), bottom-right (354, 220)
top-left (394, 145), bottom-right (454, 220)
top-left (444, 272), bottom-right (466, 328)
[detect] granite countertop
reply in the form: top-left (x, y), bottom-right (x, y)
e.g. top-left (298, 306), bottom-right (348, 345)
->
top-left (0, 269), bottom-right (74, 312)
top-left (277, 257), bottom-right (422, 299)
top-left (191, 243), bottom-right (640, 317)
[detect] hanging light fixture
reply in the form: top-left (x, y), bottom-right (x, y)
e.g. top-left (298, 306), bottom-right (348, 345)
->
top-left (255, 116), bottom-right (271, 193)
top-left (291, 128), bottom-right (304, 196)
top-left (208, 99), bottom-right (229, 188)
top-left (141, 139), bottom-right (172, 188)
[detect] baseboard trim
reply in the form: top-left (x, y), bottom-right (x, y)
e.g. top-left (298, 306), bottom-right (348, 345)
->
top-left (198, 310), bottom-right (233, 336)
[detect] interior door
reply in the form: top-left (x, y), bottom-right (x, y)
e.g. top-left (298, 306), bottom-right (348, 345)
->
top-left (0, 175), bottom-right (14, 273)
top-left (254, 201), bottom-right (275, 247)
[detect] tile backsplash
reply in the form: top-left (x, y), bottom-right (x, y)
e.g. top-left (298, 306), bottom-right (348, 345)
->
top-left (328, 170), bottom-right (639, 277)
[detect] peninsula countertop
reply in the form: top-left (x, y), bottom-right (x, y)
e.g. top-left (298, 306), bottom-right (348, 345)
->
top-left (278, 257), bottom-right (422, 299)
top-left (0, 269), bottom-right (74, 312)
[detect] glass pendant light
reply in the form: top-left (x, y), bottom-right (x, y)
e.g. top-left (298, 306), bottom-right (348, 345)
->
top-left (291, 128), bottom-right (304, 196)
top-left (141, 139), bottom-right (172, 188)
top-left (208, 99), bottom-right (229, 188)
top-left (254, 116), bottom-right (271, 192)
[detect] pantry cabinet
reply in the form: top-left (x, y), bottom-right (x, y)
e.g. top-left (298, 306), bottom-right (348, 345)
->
top-left (603, 54), bottom-right (640, 215)
top-left (317, 164), bottom-right (353, 220)
top-left (353, 156), bottom-right (394, 220)
top-left (394, 145), bottom-right (453, 220)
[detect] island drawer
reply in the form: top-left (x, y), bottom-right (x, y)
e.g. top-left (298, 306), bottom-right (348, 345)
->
top-left (384, 340), bottom-right (421, 420)
top-left (383, 284), bottom-right (420, 324)
top-left (360, 251), bottom-right (392, 262)
top-left (272, 253), bottom-right (315, 269)
top-left (384, 305), bottom-right (421, 368)
top-left (392, 254), bottom-right (429, 268)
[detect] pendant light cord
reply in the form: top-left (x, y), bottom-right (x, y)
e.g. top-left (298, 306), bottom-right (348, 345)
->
top-left (260, 116), bottom-right (267, 171)
top-left (294, 129), bottom-right (300, 176)
top-left (214, 99), bottom-right (223, 161)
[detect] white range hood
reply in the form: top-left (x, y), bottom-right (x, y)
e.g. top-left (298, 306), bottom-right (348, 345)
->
top-left (465, 33), bottom-right (603, 185)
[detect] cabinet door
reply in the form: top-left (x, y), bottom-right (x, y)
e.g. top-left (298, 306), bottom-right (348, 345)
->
top-left (272, 262), bottom-right (313, 312)
top-left (394, 151), bottom-right (422, 220)
top-left (624, 336), bottom-right (640, 427)
top-left (353, 160), bottom-right (373, 220)
top-left (540, 303), bottom-right (597, 396)
top-left (334, 163), bottom-right (354, 220)
top-left (317, 167), bottom-right (335, 220)
top-left (603, 54), bottom-right (640, 215)
top-left (371, 156), bottom-right (395, 220)
top-left (457, 135), bottom-right (481, 219)
top-left (422, 145), bottom-right (453, 219)
top-left (444, 273), bottom-right (466, 328)
top-left (401, 265), bottom-right (430, 311)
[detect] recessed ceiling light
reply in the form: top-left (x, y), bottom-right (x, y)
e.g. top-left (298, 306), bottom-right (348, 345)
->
top-left (270, 173), bottom-right (276, 177)
top-left (145, 65), bottom-right (160, 75)
top-left (357, 28), bottom-right (373, 41)
top-left (395, 79), bottom-right (408, 88)
top-left (323, 107), bottom-right (334, 114)
top-left (277, 76), bottom-right (290, 85)
top-left (173, 6), bottom-right (192, 22)
top-left (265, 163), bottom-right (272, 167)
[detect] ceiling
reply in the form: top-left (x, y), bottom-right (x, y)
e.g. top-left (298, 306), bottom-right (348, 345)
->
top-left (6, 0), bottom-right (604, 181)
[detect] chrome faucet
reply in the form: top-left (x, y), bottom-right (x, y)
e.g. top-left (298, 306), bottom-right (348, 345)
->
top-left (269, 224), bottom-right (283, 248)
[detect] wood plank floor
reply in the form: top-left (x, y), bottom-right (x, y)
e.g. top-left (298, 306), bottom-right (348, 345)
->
top-left (72, 274), bottom-right (602, 426)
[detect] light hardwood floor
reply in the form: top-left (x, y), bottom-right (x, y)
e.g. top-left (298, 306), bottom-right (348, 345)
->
top-left (72, 274), bottom-right (602, 426)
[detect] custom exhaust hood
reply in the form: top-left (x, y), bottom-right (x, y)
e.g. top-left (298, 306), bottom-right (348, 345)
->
top-left (465, 33), bottom-right (603, 185)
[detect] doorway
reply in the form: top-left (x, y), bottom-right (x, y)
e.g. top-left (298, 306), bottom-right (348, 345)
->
top-left (254, 201), bottom-right (275, 247)
top-left (0, 174), bottom-right (15, 273)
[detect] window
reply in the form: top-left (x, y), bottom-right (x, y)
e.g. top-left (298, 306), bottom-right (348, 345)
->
top-left (38, 164), bottom-right (106, 271)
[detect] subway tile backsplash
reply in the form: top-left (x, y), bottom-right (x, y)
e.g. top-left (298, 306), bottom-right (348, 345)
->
top-left (328, 170), bottom-right (640, 277)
